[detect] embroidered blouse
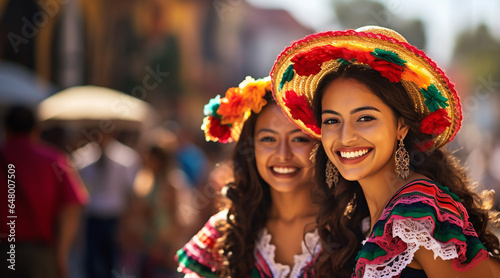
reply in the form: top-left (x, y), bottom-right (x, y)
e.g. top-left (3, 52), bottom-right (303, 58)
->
top-left (353, 179), bottom-right (490, 278)
top-left (175, 211), bottom-right (321, 278)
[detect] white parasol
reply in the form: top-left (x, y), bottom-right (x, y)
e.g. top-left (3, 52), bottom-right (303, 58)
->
top-left (38, 85), bottom-right (156, 129)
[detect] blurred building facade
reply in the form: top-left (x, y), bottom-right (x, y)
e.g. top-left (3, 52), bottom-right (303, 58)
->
top-left (0, 0), bottom-right (312, 141)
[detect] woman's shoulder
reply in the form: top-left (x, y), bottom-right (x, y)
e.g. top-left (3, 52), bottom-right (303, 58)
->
top-left (175, 210), bottom-right (228, 278)
top-left (395, 178), bottom-right (455, 197)
top-left (389, 179), bottom-right (464, 215)
top-left (354, 179), bottom-right (490, 277)
top-left (383, 178), bottom-right (476, 245)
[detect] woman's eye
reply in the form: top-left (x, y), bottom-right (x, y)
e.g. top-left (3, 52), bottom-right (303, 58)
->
top-left (259, 136), bottom-right (275, 142)
top-left (292, 137), bottom-right (310, 143)
top-left (358, 116), bottom-right (375, 122)
top-left (322, 118), bottom-right (339, 125)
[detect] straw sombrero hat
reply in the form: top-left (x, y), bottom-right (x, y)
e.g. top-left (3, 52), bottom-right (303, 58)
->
top-left (271, 26), bottom-right (462, 150)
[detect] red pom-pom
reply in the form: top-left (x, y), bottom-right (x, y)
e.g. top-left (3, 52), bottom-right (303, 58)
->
top-left (283, 90), bottom-right (321, 135)
top-left (291, 46), bottom-right (361, 76)
top-left (369, 60), bottom-right (404, 83)
top-left (207, 116), bottom-right (232, 143)
top-left (420, 109), bottom-right (451, 136)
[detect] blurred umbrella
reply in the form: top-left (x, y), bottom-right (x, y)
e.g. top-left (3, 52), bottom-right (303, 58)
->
top-left (38, 85), bottom-right (156, 129)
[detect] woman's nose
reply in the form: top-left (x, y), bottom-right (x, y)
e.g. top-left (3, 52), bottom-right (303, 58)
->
top-left (339, 122), bottom-right (358, 145)
top-left (277, 139), bottom-right (292, 161)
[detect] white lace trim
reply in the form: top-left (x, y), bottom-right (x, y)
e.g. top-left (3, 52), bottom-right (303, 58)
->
top-left (362, 218), bottom-right (459, 278)
top-left (290, 230), bottom-right (322, 278)
top-left (255, 228), bottom-right (320, 278)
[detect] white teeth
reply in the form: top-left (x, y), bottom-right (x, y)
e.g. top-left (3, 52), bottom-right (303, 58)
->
top-left (340, 149), bottom-right (369, 159)
top-left (273, 167), bottom-right (298, 174)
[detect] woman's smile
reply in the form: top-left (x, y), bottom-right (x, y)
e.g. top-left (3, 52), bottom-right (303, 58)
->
top-left (271, 166), bottom-right (300, 175)
top-left (336, 147), bottom-right (373, 165)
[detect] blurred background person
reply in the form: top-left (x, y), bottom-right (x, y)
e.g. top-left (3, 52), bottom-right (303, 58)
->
top-left (121, 128), bottom-right (187, 278)
top-left (0, 105), bottom-right (87, 278)
top-left (72, 130), bottom-right (141, 278)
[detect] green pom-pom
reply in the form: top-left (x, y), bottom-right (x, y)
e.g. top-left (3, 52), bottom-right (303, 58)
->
top-left (338, 58), bottom-right (351, 66)
top-left (371, 48), bottom-right (407, 67)
top-left (279, 64), bottom-right (295, 90)
top-left (421, 84), bottom-right (449, 112)
top-left (203, 95), bottom-right (221, 117)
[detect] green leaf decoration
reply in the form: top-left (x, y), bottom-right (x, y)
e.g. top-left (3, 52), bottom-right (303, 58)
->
top-left (203, 95), bottom-right (221, 117)
top-left (371, 48), bottom-right (407, 67)
top-left (338, 58), bottom-right (351, 66)
top-left (421, 84), bottom-right (449, 112)
top-left (279, 64), bottom-right (295, 90)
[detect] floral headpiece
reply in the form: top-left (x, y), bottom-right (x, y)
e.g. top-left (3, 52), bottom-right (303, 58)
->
top-left (201, 76), bottom-right (271, 143)
top-left (271, 26), bottom-right (462, 151)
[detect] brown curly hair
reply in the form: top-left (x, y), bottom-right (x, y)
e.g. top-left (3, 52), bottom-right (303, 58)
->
top-left (212, 91), bottom-right (275, 277)
top-left (311, 64), bottom-right (500, 277)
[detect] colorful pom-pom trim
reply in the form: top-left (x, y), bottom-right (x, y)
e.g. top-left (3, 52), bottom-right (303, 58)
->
top-left (201, 76), bottom-right (271, 143)
top-left (279, 44), bottom-right (452, 138)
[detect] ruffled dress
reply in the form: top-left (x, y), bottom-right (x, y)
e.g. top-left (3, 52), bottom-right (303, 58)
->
top-left (353, 179), bottom-right (490, 278)
top-left (176, 211), bottom-right (321, 278)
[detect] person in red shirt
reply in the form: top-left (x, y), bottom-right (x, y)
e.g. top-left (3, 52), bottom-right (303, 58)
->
top-left (0, 105), bottom-right (87, 278)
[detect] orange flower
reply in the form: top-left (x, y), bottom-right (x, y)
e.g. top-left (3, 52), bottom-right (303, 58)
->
top-left (217, 87), bottom-right (249, 125)
top-left (241, 79), bottom-right (268, 113)
top-left (401, 67), bottom-right (431, 89)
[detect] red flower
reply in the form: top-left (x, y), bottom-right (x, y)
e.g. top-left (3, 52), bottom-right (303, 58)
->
top-left (368, 59), bottom-right (404, 83)
top-left (355, 51), bottom-right (376, 65)
top-left (420, 109), bottom-right (451, 136)
top-left (291, 49), bottom-right (329, 76)
top-left (325, 46), bottom-right (359, 60)
top-left (283, 90), bottom-right (321, 135)
top-left (290, 45), bottom-right (405, 83)
top-left (206, 116), bottom-right (232, 143)
top-left (291, 46), bottom-right (361, 76)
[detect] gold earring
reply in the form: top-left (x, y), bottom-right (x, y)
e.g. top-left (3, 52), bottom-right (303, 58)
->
top-left (326, 160), bottom-right (339, 188)
top-left (310, 143), bottom-right (320, 163)
top-left (395, 138), bottom-right (410, 179)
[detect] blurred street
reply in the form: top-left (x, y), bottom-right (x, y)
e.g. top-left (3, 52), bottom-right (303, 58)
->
top-left (0, 0), bottom-right (499, 277)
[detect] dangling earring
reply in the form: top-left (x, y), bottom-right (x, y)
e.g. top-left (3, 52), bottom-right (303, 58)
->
top-left (326, 160), bottom-right (339, 188)
top-left (310, 143), bottom-right (320, 163)
top-left (395, 138), bottom-right (410, 179)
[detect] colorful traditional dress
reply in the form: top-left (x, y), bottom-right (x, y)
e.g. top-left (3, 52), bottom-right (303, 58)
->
top-left (354, 179), bottom-right (490, 278)
top-left (176, 211), bottom-right (321, 278)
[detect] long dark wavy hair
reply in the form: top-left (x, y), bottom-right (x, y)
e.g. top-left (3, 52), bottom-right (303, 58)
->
top-left (311, 64), bottom-right (500, 277)
top-left (212, 91), bottom-right (275, 277)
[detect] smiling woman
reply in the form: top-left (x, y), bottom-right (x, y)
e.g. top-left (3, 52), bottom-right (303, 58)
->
top-left (318, 74), bottom-right (406, 183)
top-left (175, 77), bottom-right (321, 278)
top-left (254, 104), bottom-right (316, 194)
top-left (271, 26), bottom-right (500, 278)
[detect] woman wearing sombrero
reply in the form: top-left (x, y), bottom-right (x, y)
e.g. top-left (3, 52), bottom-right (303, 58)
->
top-left (176, 76), bottom-right (322, 277)
top-left (271, 26), bottom-right (500, 277)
